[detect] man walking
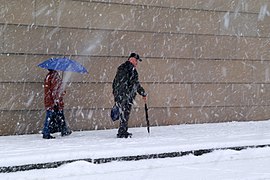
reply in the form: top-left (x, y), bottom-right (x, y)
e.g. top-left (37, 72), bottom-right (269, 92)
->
top-left (112, 53), bottom-right (147, 138)
top-left (42, 69), bottom-right (72, 139)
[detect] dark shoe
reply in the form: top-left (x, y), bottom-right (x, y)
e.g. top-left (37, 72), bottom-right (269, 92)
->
top-left (61, 129), bottom-right (72, 136)
top-left (117, 131), bottom-right (132, 138)
top-left (43, 134), bottom-right (55, 139)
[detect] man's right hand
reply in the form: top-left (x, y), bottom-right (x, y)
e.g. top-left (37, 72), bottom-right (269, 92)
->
top-left (142, 95), bottom-right (147, 103)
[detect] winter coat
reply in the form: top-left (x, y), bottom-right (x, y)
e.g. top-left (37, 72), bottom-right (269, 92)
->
top-left (44, 70), bottom-right (65, 110)
top-left (112, 61), bottom-right (146, 103)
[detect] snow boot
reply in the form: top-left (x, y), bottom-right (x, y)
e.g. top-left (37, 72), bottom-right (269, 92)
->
top-left (117, 131), bottom-right (132, 138)
top-left (43, 134), bottom-right (55, 139)
top-left (61, 129), bottom-right (72, 136)
top-left (117, 120), bottom-right (132, 138)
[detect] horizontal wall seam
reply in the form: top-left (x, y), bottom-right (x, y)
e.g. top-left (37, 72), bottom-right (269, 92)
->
top-left (0, 23), bottom-right (269, 39)
top-left (1, 81), bottom-right (270, 85)
top-left (74, 0), bottom-right (260, 15)
top-left (1, 53), bottom-right (270, 62)
top-left (2, 105), bottom-right (270, 111)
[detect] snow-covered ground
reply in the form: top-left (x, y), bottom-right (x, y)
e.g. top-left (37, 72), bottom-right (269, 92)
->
top-left (1, 120), bottom-right (270, 179)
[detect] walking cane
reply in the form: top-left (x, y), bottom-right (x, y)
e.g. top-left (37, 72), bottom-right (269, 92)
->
top-left (145, 103), bottom-right (150, 133)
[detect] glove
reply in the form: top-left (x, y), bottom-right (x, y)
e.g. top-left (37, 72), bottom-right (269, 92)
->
top-left (53, 101), bottom-right (59, 112)
top-left (142, 92), bottom-right (147, 97)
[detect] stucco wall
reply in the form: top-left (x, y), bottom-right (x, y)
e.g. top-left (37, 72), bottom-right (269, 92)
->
top-left (1, 0), bottom-right (270, 135)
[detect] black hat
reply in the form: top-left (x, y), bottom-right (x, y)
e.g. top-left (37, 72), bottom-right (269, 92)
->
top-left (129, 53), bottom-right (142, 61)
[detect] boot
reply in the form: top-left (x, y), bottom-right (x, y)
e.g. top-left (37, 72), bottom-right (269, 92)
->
top-left (43, 134), bottom-right (55, 139)
top-left (60, 119), bottom-right (72, 136)
top-left (61, 129), bottom-right (72, 136)
top-left (117, 127), bottom-right (132, 138)
top-left (117, 131), bottom-right (132, 138)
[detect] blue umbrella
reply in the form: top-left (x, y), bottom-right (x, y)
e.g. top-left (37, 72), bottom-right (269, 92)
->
top-left (38, 57), bottom-right (88, 74)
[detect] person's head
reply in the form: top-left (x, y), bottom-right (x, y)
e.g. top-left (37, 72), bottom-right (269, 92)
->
top-left (48, 69), bottom-right (59, 75)
top-left (128, 53), bottom-right (142, 67)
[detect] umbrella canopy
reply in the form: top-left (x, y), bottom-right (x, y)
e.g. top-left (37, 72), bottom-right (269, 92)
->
top-left (38, 57), bottom-right (88, 74)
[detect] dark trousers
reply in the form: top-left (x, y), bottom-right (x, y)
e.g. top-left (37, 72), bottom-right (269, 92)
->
top-left (42, 109), bottom-right (69, 136)
top-left (118, 100), bottom-right (132, 134)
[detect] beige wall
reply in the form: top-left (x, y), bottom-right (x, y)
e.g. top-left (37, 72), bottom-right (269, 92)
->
top-left (1, 0), bottom-right (270, 135)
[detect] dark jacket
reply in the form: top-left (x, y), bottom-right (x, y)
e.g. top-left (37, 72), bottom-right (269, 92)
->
top-left (44, 70), bottom-right (65, 110)
top-left (113, 61), bottom-right (146, 103)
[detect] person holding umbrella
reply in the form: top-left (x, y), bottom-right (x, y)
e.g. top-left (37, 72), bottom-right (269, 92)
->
top-left (42, 69), bottom-right (72, 139)
top-left (38, 57), bottom-right (88, 139)
top-left (112, 53), bottom-right (147, 138)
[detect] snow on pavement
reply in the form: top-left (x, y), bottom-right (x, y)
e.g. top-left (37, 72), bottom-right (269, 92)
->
top-left (2, 147), bottom-right (270, 180)
top-left (1, 120), bottom-right (270, 179)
